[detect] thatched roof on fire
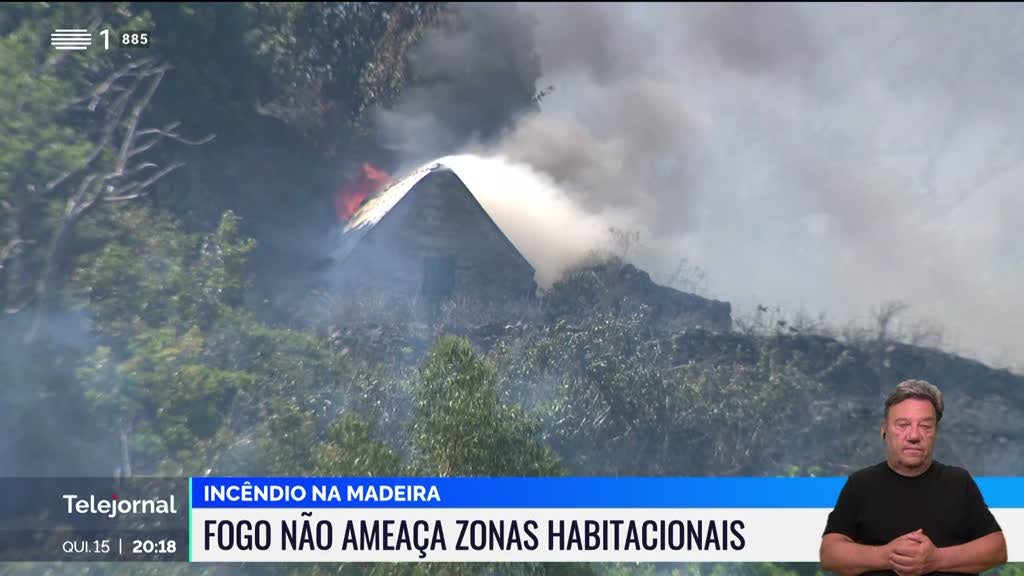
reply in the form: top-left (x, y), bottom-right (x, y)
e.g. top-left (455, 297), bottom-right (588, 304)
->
top-left (332, 160), bottom-right (534, 276)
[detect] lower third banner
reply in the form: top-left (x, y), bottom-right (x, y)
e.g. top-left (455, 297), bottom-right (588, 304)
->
top-left (189, 477), bottom-right (1024, 563)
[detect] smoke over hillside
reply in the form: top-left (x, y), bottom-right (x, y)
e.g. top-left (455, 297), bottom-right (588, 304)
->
top-left (377, 3), bottom-right (1024, 367)
top-left (438, 154), bottom-right (633, 288)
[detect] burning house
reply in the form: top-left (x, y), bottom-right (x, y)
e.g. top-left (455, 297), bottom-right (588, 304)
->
top-left (331, 161), bottom-right (537, 310)
top-left (328, 158), bottom-right (732, 332)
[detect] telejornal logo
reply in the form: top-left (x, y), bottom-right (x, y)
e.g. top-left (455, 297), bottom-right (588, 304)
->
top-left (63, 494), bottom-right (178, 519)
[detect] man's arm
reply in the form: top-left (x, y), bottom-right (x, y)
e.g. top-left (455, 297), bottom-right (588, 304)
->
top-left (934, 531), bottom-right (1007, 574)
top-left (820, 532), bottom-right (891, 576)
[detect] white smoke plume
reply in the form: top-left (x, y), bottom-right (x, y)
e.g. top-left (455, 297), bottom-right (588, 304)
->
top-left (383, 3), bottom-right (1024, 367)
top-left (438, 154), bottom-right (636, 288)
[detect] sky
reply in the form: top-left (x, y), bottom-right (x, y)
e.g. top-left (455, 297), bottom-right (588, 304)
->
top-left (381, 3), bottom-right (1024, 368)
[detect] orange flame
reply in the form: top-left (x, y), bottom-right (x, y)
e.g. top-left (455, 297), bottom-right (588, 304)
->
top-left (336, 162), bottom-right (391, 221)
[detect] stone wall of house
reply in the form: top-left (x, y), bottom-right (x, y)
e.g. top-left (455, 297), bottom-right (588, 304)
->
top-left (335, 169), bottom-right (537, 309)
top-left (543, 261), bottom-right (733, 333)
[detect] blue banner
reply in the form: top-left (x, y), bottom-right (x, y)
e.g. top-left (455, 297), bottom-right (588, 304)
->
top-left (190, 477), bottom-right (1024, 509)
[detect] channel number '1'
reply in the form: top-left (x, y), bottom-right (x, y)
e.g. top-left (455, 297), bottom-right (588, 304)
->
top-left (98, 30), bottom-right (149, 49)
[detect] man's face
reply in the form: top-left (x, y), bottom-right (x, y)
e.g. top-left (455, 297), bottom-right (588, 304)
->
top-left (883, 398), bottom-right (938, 474)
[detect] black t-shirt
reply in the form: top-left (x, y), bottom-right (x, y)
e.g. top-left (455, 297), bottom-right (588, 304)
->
top-left (823, 460), bottom-right (1002, 575)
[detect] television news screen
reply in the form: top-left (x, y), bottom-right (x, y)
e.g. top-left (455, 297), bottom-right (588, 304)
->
top-left (0, 2), bottom-right (1020, 574)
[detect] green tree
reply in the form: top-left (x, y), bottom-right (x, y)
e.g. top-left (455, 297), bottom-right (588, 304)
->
top-left (73, 209), bottom-right (354, 476)
top-left (313, 412), bottom-right (403, 476)
top-left (671, 346), bottom-right (824, 475)
top-left (413, 335), bottom-right (560, 476)
top-left (246, 2), bottom-right (448, 154)
top-left (493, 311), bottom-right (682, 475)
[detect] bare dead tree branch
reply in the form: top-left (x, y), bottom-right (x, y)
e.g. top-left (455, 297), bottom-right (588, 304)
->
top-left (43, 71), bottom-right (144, 196)
top-left (66, 173), bottom-right (101, 219)
top-left (133, 127), bottom-right (216, 148)
top-left (62, 59), bottom-right (153, 113)
top-left (126, 138), bottom-right (161, 159)
top-left (0, 239), bottom-right (26, 271)
top-left (119, 421), bottom-right (133, 478)
top-left (135, 120), bottom-right (181, 137)
top-left (87, 63), bottom-right (148, 111)
top-left (113, 65), bottom-right (170, 176)
top-left (19, 57), bottom-right (215, 337)
top-left (105, 162), bottom-right (184, 202)
top-left (105, 162), bottom-right (158, 182)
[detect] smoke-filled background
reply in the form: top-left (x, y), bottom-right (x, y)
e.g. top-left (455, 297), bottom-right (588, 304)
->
top-left (377, 3), bottom-right (1024, 368)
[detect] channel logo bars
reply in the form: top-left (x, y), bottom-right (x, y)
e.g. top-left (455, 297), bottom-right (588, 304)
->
top-left (51, 29), bottom-right (92, 50)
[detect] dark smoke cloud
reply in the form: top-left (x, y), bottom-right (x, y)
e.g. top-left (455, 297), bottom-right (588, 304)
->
top-left (377, 3), bottom-right (1024, 368)
top-left (500, 78), bottom-right (706, 232)
top-left (373, 2), bottom-right (543, 165)
top-left (690, 3), bottom-right (821, 78)
top-left (513, 3), bottom-right (647, 82)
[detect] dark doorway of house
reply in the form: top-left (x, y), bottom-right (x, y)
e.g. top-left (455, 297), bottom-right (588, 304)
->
top-left (422, 256), bottom-right (456, 304)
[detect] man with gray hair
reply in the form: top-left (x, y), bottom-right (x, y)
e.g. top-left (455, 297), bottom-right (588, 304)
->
top-left (819, 379), bottom-right (1007, 575)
